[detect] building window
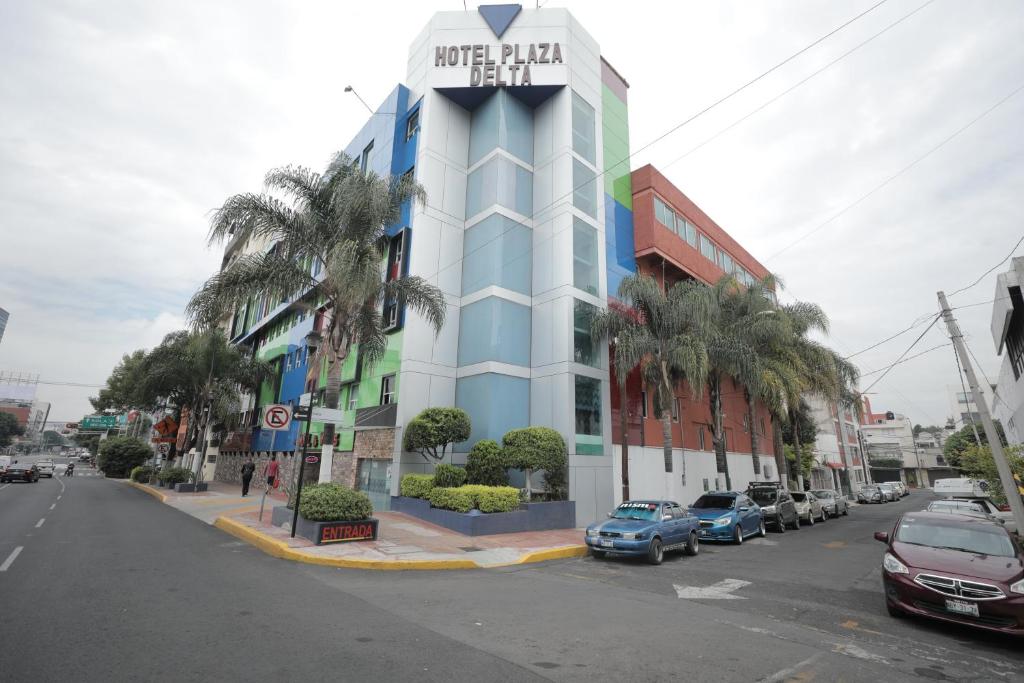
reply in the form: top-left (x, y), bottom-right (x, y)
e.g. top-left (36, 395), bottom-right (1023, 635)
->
top-left (672, 397), bottom-right (680, 422)
top-left (379, 375), bottom-right (395, 405)
top-left (572, 218), bottom-right (599, 295)
top-left (405, 109), bottom-right (419, 141)
top-left (462, 214), bottom-right (532, 296)
top-left (764, 464), bottom-right (773, 480)
top-left (721, 252), bottom-right (734, 275)
top-left (466, 155), bottom-right (533, 218)
top-left (699, 234), bottom-right (716, 261)
top-left (697, 423), bottom-right (706, 450)
top-left (654, 197), bottom-right (674, 231)
top-left (571, 91), bottom-right (596, 165)
top-left (684, 220), bottom-right (697, 247)
top-left (360, 140), bottom-right (373, 173)
top-left (575, 375), bottom-right (602, 437)
top-left (573, 299), bottom-right (600, 367)
top-left (760, 417), bottom-right (766, 436)
top-left (742, 413), bottom-right (749, 433)
top-left (347, 386), bottom-right (358, 411)
top-left (572, 158), bottom-right (597, 218)
top-left (640, 391), bottom-right (648, 418)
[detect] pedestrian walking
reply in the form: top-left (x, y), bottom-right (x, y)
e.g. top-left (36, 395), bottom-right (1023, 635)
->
top-left (266, 453), bottom-right (279, 491)
top-left (240, 457), bottom-right (255, 496)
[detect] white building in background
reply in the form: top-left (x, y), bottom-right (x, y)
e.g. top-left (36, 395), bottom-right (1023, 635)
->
top-left (947, 383), bottom-right (994, 434)
top-left (991, 256), bottom-right (1024, 444)
top-left (806, 396), bottom-right (866, 496)
top-left (860, 411), bottom-right (924, 486)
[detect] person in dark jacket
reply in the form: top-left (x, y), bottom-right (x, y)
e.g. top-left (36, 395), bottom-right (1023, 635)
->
top-left (240, 457), bottom-right (256, 496)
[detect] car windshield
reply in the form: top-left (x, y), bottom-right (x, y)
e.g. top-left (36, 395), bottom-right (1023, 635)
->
top-left (861, 486), bottom-right (879, 492)
top-left (929, 501), bottom-right (980, 512)
top-left (791, 493), bottom-right (807, 502)
top-left (611, 503), bottom-right (660, 521)
top-left (896, 518), bottom-right (1015, 557)
top-left (748, 489), bottom-right (777, 506)
top-left (691, 495), bottom-right (736, 509)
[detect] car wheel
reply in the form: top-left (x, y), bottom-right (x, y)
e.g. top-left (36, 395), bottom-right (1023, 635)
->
top-left (758, 518), bottom-right (766, 537)
top-left (806, 512), bottom-right (814, 526)
top-left (789, 515), bottom-right (801, 530)
top-left (590, 548), bottom-right (606, 559)
top-left (820, 508), bottom-right (828, 522)
top-left (685, 531), bottom-right (699, 556)
top-left (842, 506), bottom-right (849, 516)
top-left (647, 538), bottom-right (664, 565)
top-left (776, 515), bottom-right (786, 533)
top-left (734, 524), bottom-right (743, 545)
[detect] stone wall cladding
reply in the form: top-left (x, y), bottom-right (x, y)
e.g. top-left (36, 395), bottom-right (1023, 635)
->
top-left (330, 428), bottom-right (396, 487)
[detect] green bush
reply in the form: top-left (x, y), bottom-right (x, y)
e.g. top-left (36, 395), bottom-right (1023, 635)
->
top-left (400, 473), bottom-right (435, 499)
top-left (299, 483), bottom-right (373, 521)
top-left (158, 466), bottom-right (194, 485)
top-left (433, 463), bottom-right (467, 488)
top-left (403, 407), bottom-right (472, 462)
top-left (97, 436), bottom-right (153, 478)
top-left (129, 466), bottom-right (154, 482)
top-left (427, 484), bottom-right (522, 513)
top-left (465, 439), bottom-right (509, 486)
top-left (502, 427), bottom-right (568, 500)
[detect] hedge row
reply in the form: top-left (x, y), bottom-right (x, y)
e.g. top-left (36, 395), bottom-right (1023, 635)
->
top-left (299, 483), bottom-right (373, 521)
top-left (400, 473), bottom-right (435, 499)
top-left (426, 484), bottom-right (521, 513)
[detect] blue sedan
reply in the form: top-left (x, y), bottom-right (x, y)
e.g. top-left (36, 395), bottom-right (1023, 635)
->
top-left (688, 492), bottom-right (766, 544)
top-left (584, 500), bottom-right (701, 564)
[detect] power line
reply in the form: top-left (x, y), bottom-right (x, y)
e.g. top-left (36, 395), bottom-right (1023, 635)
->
top-left (659, 0), bottom-right (936, 174)
top-left (861, 314), bottom-right (941, 394)
top-left (767, 81), bottom-right (1024, 261)
top-left (947, 231), bottom-right (1024, 297)
top-left (843, 311), bottom-right (938, 359)
top-left (859, 342), bottom-right (951, 377)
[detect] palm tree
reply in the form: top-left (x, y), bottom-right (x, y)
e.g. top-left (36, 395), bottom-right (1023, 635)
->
top-left (186, 152), bottom-right (447, 452)
top-left (592, 274), bottom-right (710, 490)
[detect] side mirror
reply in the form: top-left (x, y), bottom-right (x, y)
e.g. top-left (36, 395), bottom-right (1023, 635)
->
top-left (873, 531), bottom-right (889, 543)
top-left (662, 514), bottom-right (673, 521)
top-left (739, 506), bottom-right (749, 512)
top-left (606, 512), bottom-right (614, 518)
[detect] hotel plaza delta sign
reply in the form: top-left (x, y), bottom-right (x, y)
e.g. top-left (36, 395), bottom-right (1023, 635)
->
top-left (431, 4), bottom-right (567, 90)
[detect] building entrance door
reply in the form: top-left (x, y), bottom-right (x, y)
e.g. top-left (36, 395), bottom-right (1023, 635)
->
top-left (357, 459), bottom-right (391, 511)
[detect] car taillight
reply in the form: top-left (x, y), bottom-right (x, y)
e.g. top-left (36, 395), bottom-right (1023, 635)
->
top-left (997, 504), bottom-right (1011, 512)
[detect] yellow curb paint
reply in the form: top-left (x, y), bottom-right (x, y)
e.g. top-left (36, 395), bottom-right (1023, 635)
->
top-left (212, 516), bottom-right (586, 572)
top-left (124, 480), bottom-right (167, 503)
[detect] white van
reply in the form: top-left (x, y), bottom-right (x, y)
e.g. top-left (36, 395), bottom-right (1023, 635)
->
top-left (932, 478), bottom-right (990, 498)
top-left (0, 455), bottom-right (11, 471)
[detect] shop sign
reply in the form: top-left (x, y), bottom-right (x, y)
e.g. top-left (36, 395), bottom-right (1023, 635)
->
top-left (318, 519), bottom-right (379, 545)
top-left (433, 42), bottom-right (563, 87)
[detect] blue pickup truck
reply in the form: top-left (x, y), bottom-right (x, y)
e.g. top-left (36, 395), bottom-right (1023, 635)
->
top-left (584, 500), bottom-right (701, 564)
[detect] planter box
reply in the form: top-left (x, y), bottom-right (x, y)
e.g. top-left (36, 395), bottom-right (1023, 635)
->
top-left (173, 482), bottom-right (208, 493)
top-left (390, 496), bottom-right (575, 536)
top-left (269, 505), bottom-right (378, 545)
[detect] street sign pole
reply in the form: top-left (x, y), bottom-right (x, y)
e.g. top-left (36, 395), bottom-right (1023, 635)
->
top-left (291, 409), bottom-right (314, 538)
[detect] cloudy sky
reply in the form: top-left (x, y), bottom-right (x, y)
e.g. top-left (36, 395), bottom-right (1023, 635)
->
top-left (1, 0), bottom-right (1022, 428)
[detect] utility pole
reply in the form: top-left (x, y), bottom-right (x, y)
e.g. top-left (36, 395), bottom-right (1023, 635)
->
top-left (938, 291), bottom-right (1024, 534)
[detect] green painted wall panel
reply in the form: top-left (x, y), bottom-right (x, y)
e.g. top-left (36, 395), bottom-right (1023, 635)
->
top-left (602, 84), bottom-right (632, 210)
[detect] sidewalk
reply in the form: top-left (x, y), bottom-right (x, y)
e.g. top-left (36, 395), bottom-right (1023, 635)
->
top-left (124, 480), bottom-right (587, 570)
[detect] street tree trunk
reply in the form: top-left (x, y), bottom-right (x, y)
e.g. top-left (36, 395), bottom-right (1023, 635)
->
top-left (746, 390), bottom-right (760, 477)
top-left (661, 410), bottom-right (673, 477)
top-left (619, 382), bottom-right (630, 502)
top-left (790, 408), bottom-right (805, 491)
top-left (708, 375), bottom-right (731, 491)
top-left (773, 418), bottom-right (788, 487)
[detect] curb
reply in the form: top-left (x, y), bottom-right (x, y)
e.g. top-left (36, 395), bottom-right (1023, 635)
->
top-left (213, 515), bottom-right (587, 571)
top-left (124, 480), bottom-right (168, 503)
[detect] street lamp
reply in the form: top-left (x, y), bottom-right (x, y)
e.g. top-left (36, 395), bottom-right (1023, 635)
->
top-left (291, 330), bottom-right (322, 538)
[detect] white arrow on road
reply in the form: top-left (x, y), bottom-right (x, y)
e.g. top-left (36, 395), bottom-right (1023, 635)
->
top-left (674, 578), bottom-right (751, 600)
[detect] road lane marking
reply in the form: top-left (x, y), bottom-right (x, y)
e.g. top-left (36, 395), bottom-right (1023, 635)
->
top-left (35, 518), bottom-right (45, 528)
top-left (57, 495), bottom-right (62, 500)
top-left (758, 654), bottom-right (822, 683)
top-left (0, 546), bottom-right (23, 572)
top-left (49, 503), bottom-right (56, 510)
top-left (57, 477), bottom-right (65, 493)
top-left (0, 484), bottom-right (9, 491)
top-left (674, 578), bottom-right (751, 599)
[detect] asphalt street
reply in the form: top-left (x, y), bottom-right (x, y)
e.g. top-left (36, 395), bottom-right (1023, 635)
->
top-left (1, 471), bottom-right (1022, 682)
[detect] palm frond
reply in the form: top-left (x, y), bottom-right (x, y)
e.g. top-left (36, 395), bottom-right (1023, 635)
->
top-left (381, 275), bottom-right (447, 334)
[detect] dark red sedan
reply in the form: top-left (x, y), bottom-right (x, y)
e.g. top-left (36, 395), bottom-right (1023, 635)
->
top-left (875, 511), bottom-right (1024, 637)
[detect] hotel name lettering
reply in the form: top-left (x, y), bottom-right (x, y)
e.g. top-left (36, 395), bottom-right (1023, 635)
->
top-left (434, 43), bottom-right (563, 86)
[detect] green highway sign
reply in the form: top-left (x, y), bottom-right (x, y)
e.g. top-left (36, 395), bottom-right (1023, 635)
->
top-left (81, 415), bottom-right (120, 430)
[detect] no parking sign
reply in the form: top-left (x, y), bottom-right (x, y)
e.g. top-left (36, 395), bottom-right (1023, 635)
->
top-left (261, 404), bottom-right (293, 431)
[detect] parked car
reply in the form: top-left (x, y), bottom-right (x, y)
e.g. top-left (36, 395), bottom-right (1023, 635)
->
top-left (688, 492), bottom-right (765, 544)
top-left (926, 500), bottom-right (1005, 525)
top-left (874, 511), bottom-right (1024, 637)
top-left (933, 477), bottom-right (989, 497)
top-left (877, 483), bottom-right (899, 502)
top-left (792, 491), bottom-right (826, 524)
top-left (35, 460), bottom-right (55, 478)
top-left (935, 496), bottom-right (1017, 534)
top-left (1, 463), bottom-right (40, 483)
top-left (897, 482), bottom-right (910, 497)
top-left (811, 489), bottom-right (849, 517)
top-left (858, 485), bottom-right (885, 504)
top-left (585, 500), bottom-right (700, 565)
top-left (747, 482), bottom-right (800, 532)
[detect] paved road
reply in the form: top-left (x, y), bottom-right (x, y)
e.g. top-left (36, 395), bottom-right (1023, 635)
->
top-left (1, 480), bottom-right (1021, 682)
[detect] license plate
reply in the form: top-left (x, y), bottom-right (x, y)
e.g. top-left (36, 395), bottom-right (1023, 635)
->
top-left (945, 599), bottom-right (980, 617)
top-left (599, 539), bottom-right (614, 548)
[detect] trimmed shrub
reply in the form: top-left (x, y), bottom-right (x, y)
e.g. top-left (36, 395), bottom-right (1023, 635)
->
top-left (97, 436), bottom-right (152, 478)
top-left (465, 439), bottom-right (509, 486)
top-left (502, 427), bottom-right (568, 500)
top-left (159, 466), bottom-right (194, 485)
top-left (433, 463), bottom-right (467, 488)
top-left (427, 484), bottom-right (522, 513)
top-left (129, 466), bottom-right (154, 483)
top-left (299, 483), bottom-right (373, 521)
top-left (400, 473), bottom-right (435, 499)
top-left (403, 407), bottom-right (472, 462)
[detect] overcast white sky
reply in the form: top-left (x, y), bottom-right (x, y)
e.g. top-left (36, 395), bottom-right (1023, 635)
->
top-left (1, 0), bottom-right (1022, 427)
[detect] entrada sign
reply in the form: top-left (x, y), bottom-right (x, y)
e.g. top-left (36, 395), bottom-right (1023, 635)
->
top-left (318, 519), bottom-right (379, 545)
top-left (434, 42), bottom-right (563, 86)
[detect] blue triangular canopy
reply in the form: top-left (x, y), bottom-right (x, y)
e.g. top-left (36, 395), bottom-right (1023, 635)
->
top-left (478, 4), bottom-right (521, 39)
